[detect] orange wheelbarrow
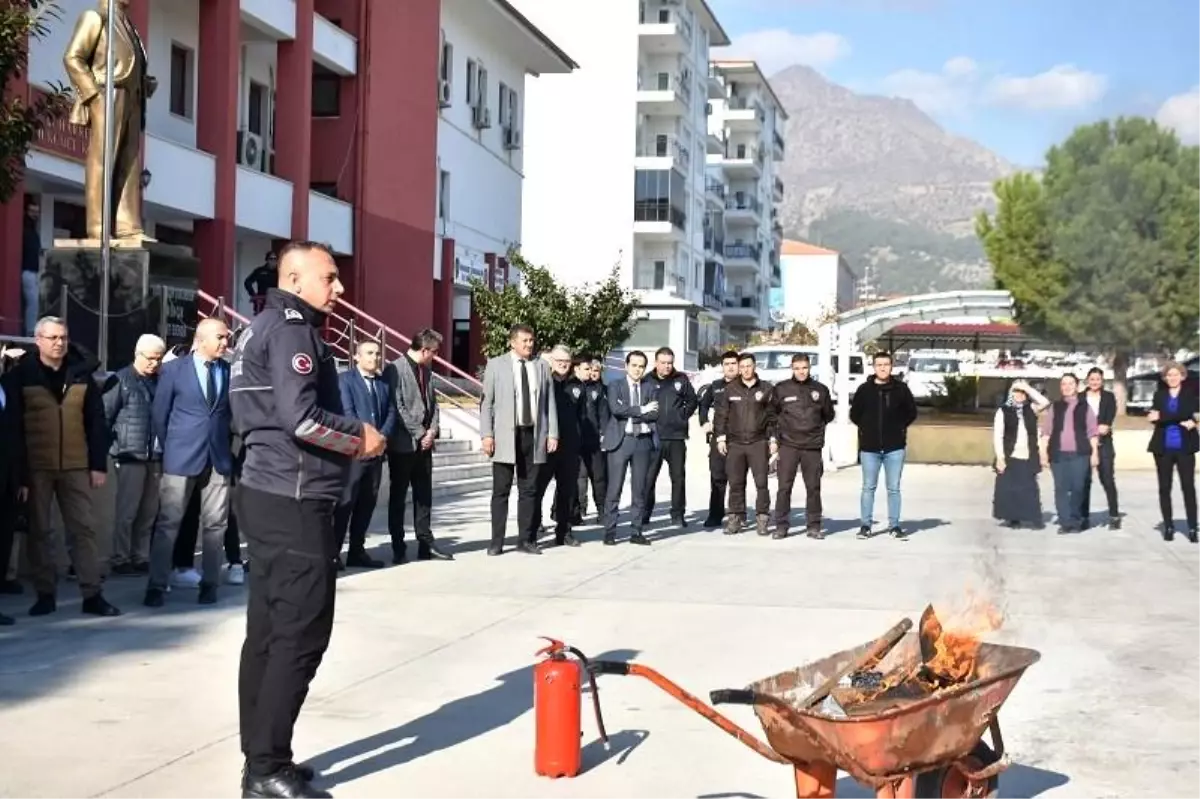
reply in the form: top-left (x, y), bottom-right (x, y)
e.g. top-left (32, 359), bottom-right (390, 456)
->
top-left (588, 627), bottom-right (1040, 798)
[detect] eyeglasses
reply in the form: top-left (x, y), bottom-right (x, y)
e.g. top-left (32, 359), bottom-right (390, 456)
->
top-left (138, 352), bottom-right (164, 362)
top-left (37, 334), bottom-right (67, 342)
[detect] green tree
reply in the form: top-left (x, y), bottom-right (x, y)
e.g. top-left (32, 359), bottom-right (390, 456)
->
top-left (0, 1), bottom-right (71, 202)
top-left (976, 117), bottom-right (1199, 411)
top-left (470, 249), bottom-right (640, 361)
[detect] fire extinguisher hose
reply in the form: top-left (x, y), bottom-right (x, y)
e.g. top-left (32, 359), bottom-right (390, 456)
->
top-left (565, 646), bottom-right (611, 750)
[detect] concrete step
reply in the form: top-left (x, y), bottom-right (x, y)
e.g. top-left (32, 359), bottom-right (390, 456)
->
top-left (431, 462), bottom-right (492, 482)
top-left (434, 438), bottom-right (472, 454)
top-left (378, 466), bottom-right (490, 503)
top-left (431, 475), bottom-right (490, 500)
top-left (432, 450), bottom-right (488, 467)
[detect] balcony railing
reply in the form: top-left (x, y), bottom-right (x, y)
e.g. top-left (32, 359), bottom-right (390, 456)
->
top-left (638, 72), bottom-right (693, 106)
top-left (727, 144), bottom-right (763, 164)
top-left (705, 180), bottom-right (726, 200)
top-left (726, 195), bottom-right (761, 214)
top-left (638, 7), bottom-right (693, 42)
top-left (773, 129), bottom-right (786, 153)
top-left (636, 136), bottom-right (690, 171)
top-left (724, 243), bottom-right (761, 261)
top-left (727, 96), bottom-right (766, 120)
top-left (703, 292), bottom-right (724, 310)
top-left (703, 233), bottom-right (726, 253)
top-left (724, 296), bottom-right (760, 310)
top-left (634, 201), bottom-right (687, 231)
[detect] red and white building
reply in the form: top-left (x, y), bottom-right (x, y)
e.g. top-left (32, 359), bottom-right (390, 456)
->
top-left (0, 0), bottom-right (573, 373)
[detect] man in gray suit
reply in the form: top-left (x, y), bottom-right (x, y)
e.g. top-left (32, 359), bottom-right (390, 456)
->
top-left (480, 324), bottom-right (559, 556)
top-left (384, 328), bottom-right (453, 563)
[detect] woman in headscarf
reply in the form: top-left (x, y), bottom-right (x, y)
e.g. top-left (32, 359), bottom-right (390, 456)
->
top-left (993, 379), bottom-right (1051, 528)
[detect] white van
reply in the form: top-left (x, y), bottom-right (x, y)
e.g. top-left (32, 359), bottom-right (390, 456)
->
top-left (692, 345), bottom-right (868, 398)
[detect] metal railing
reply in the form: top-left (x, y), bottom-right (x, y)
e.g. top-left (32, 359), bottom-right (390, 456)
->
top-left (726, 195), bottom-right (762, 214)
top-left (636, 136), bottom-right (691, 171)
top-left (724, 243), bottom-right (761, 261)
top-left (705, 180), bottom-right (726, 200)
top-left (634, 202), bottom-right (687, 230)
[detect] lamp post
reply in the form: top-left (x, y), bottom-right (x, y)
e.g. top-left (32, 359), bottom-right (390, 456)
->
top-left (97, 2), bottom-right (119, 372)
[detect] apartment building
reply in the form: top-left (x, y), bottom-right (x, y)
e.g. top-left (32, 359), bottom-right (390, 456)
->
top-left (514, 0), bottom-right (730, 371)
top-left (0, 0), bottom-right (571, 352)
top-left (706, 60), bottom-right (788, 344)
top-left (777, 240), bottom-right (857, 328)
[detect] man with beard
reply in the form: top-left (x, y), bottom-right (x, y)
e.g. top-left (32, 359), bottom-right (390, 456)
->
top-left (770, 353), bottom-right (834, 539)
top-left (697, 351), bottom-right (739, 528)
top-left (642, 347), bottom-right (697, 527)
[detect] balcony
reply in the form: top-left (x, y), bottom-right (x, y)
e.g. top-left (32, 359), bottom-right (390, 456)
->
top-left (636, 136), bottom-right (691, 174)
top-left (725, 95), bottom-right (766, 132)
top-left (636, 72), bottom-right (692, 117)
top-left (314, 14), bottom-right (357, 76)
top-left (703, 230), bottom-right (726, 256)
top-left (240, 0), bottom-right (296, 39)
top-left (725, 195), bottom-right (762, 224)
top-left (705, 179), bottom-right (726, 207)
top-left (236, 167), bottom-right (293, 239)
top-left (308, 191), bottom-right (353, 255)
top-left (637, 7), bottom-right (694, 55)
top-left (633, 202), bottom-right (687, 240)
top-left (722, 144), bottom-right (763, 179)
top-left (707, 64), bottom-right (726, 100)
top-left (724, 243), bottom-right (761, 266)
top-left (723, 296), bottom-right (760, 318)
top-left (144, 135), bottom-right (216, 219)
top-left (773, 128), bottom-right (786, 161)
top-left (707, 130), bottom-right (726, 156)
top-left (773, 176), bottom-right (785, 202)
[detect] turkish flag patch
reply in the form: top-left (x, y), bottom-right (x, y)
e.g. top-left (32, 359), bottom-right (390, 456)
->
top-left (292, 353), bottom-right (314, 375)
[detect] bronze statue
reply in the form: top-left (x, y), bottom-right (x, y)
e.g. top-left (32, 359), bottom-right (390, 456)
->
top-left (63, 0), bottom-right (157, 244)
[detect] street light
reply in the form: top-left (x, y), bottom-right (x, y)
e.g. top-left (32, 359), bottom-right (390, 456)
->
top-left (141, 168), bottom-right (152, 188)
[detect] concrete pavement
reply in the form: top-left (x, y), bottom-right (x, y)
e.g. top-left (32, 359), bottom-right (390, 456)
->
top-left (0, 456), bottom-right (1196, 798)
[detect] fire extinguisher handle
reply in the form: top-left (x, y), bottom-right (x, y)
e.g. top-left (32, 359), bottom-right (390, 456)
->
top-left (710, 688), bottom-right (759, 706)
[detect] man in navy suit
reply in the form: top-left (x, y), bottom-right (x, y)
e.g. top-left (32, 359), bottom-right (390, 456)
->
top-left (601, 350), bottom-right (658, 547)
top-left (144, 318), bottom-right (234, 606)
top-left (334, 340), bottom-right (394, 569)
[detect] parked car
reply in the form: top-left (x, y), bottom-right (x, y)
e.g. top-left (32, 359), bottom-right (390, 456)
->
top-left (691, 344), bottom-right (867, 399)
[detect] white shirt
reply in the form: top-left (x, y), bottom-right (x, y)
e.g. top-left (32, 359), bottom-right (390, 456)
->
top-left (626, 378), bottom-right (650, 435)
top-left (511, 354), bottom-right (538, 427)
top-left (1085, 391), bottom-right (1101, 419)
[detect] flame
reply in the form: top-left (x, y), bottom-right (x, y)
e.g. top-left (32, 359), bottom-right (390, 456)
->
top-left (925, 592), bottom-right (1005, 684)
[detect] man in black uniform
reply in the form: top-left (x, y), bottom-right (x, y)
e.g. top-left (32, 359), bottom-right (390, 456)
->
top-left (697, 351), bottom-right (739, 528)
top-left (771, 353), bottom-right (835, 540)
top-left (229, 241), bottom-right (387, 798)
top-left (243, 251), bottom-right (279, 314)
top-left (539, 345), bottom-right (583, 546)
top-left (573, 355), bottom-right (608, 524)
top-left (713, 352), bottom-right (776, 536)
top-left (642, 346), bottom-right (697, 527)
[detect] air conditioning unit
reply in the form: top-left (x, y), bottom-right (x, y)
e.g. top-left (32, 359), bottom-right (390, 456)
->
top-left (237, 130), bottom-right (264, 170)
top-left (471, 104), bottom-right (492, 130)
top-left (503, 127), bottom-right (522, 150)
top-left (438, 80), bottom-right (452, 108)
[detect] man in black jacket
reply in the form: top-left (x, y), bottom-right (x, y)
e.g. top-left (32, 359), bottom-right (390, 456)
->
top-left (849, 352), bottom-right (918, 539)
top-left (698, 350), bottom-right (739, 527)
top-left (1080, 367), bottom-right (1119, 530)
top-left (714, 352), bottom-right (776, 536)
top-left (573, 356), bottom-right (608, 524)
top-left (771, 353), bottom-right (835, 539)
top-left (642, 347), bottom-right (697, 527)
top-left (539, 345), bottom-right (584, 547)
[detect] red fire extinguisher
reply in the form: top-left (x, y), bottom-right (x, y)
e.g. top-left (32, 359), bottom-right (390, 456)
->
top-left (534, 637), bottom-right (609, 778)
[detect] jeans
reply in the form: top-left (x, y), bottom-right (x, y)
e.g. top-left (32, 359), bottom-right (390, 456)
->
top-left (860, 449), bottom-right (906, 528)
top-left (21, 270), bottom-right (38, 336)
top-left (1050, 453), bottom-right (1089, 529)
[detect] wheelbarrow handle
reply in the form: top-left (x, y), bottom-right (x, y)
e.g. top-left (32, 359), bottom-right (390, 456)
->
top-left (710, 689), bottom-right (759, 706)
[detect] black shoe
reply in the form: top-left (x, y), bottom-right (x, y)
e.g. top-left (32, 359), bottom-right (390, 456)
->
top-left (1108, 517), bottom-right (1122, 531)
top-left (702, 516), bottom-right (722, 529)
top-left (0, 612), bottom-right (13, 626)
top-left (517, 541), bottom-right (542, 555)
top-left (558, 533), bottom-right (581, 547)
top-left (1002, 520), bottom-right (1020, 529)
top-left (1161, 523), bottom-right (1175, 542)
top-left (0, 579), bottom-right (23, 595)
top-left (143, 588), bottom-right (165, 607)
top-left (629, 533), bottom-right (651, 546)
top-left (111, 562), bottom-right (137, 577)
top-left (486, 544), bottom-right (503, 556)
top-left (198, 583), bottom-right (218, 605)
top-left (806, 527), bottom-right (825, 540)
top-left (243, 765), bottom-right (330, 798)
top-left (346, 551), bottom-right (385, 569)
top-left (672, 516), bottom-right (688, 528)
top-left (1188, 527), bottom-right (1199, 544)
top-left (888, 526), bottom-right (907, 539)
top-left (82, 594), bottom-right (121, 617)
top-left (29, 594), bottom-right (56, 616)
top-left (856, 525), bottom-right (873, 540)
top-left (417, 542), bottom-right (454, 561)
top-left (392, 546), bottom-right (408, 565)
top-left (603, 535), bottom-right (616, 546)
top-left (242, 761), bottom-right (315, 788)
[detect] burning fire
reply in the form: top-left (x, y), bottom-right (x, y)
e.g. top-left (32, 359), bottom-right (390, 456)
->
top-left (923, 592), bottom-right (1005, 685)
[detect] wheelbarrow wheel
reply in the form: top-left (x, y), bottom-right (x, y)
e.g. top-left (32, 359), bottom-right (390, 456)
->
top-left (913, 742), bottom-right (1000, 798)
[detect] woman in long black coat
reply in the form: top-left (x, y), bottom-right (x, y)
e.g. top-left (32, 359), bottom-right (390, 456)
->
top-left (1148, 362), bottom-right (1199, 542)
top-left (992, 380), bottom-right (1051, 528)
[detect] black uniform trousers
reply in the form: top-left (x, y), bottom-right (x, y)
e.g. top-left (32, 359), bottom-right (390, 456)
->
top-left (537, 446), bottom-right (580, 538)
top-left (387, 449), bottom-right (434, 558)
top-left (642, 438), bottom-right (686, 524)
top-left (491, 426), bottom-right (540, 547)
top-left (236, 485), bottom-right (337, 777)
top-left (575, 448), bottom-right (607, 521)
top-left (334, 458), bottom-right (383, 555)
top-left (727, 440), bottom-right (770, 516)
top-left (605, 433), bottom-right (655, 537)
top-left (706, 437), bottom-right (728, 524)
top-left (1080, 436), bottom-right (1119, 524)
top-left (774, 446), bottom-right (824, 530)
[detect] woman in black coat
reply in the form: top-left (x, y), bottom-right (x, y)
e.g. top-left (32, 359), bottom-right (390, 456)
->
top-left (1148, 362), bottom-right (1199, 542)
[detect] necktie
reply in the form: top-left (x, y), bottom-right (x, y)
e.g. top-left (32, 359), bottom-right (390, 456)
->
top-left (366, 377), bottom-right (378, 423)
top-left (520, 360), bottom-right (533, 427)
top-left (205, 361), bottom-right (217, 410)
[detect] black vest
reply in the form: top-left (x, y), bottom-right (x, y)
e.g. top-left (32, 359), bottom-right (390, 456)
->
top-left (1001, 403), bottom-right (1039, 464)
top-left (1048, 399), bottom-right (1089, 460)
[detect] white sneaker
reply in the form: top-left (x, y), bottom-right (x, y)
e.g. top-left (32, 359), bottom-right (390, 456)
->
top-left (225, 563), bottom-right (245, 585)
top-left (171, 568), bottom-right (203, 589)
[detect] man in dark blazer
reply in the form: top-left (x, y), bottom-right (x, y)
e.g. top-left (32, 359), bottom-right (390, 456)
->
top-left (335, 339), bottom-right (394, 569)
top-left (1080, 367), bottom-right (1120, 530)
top-left (602, 350), bottom-right (659, 547)
top-left (0, 360), bottom-right (27, 625)
top-left (144, 318), bottom-right (234, 606)
top-left (385, 328), bottom-right (453, 563)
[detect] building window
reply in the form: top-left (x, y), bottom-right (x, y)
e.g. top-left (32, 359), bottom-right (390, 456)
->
top-left (439, 32), bottom-right (454, 106)
top-left (247, 81), bottom-right (266, 136)
top-left (312, 64), bottom-right (340, 117)
top-left (169, 43), bottom-right (193, 119)
top-left (311, 182), bottom-right (338, 199)
top-left (507, 87), bottom-right (519, 129)
top-left (438, 169), bottom-right (450, 220)
top-left (466, 59), bottom-right (478, 106)
top-left (653, 260), bottom-right (666, 289)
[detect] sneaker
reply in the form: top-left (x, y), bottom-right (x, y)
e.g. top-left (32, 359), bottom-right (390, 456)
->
top-left (856, 525), bottom-right (873, 540)
top-left (888, 526), bottom-right (908, 539)
top-left (171, 568), bottom-right (203, 589)
top-left (225, 563), bottom-right (246, 586)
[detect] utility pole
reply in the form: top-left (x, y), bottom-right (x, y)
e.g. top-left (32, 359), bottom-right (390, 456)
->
top-left (97, 3), bottom-right (118, 371)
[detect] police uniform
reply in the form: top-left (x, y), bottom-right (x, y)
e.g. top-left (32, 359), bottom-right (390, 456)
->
top-left (697, 378), bottom-right (733, 526)
top-left (642, 370), bottom-right (698, 526)
top-left (770, 377), bottom-right (835, 538)
top-left (574, 378), bottom-right (609, 522)
top-left (713, 378), bottom-right (776, 535)
top-left (229, 287), bottom-right (363, 787)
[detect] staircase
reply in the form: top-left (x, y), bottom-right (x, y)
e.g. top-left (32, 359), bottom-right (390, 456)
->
top-left (197, 291), bottom-right (489, 499)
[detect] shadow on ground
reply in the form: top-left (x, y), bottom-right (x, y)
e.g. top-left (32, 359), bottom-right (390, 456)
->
top-left (309, 649), bottom-right (640, 789)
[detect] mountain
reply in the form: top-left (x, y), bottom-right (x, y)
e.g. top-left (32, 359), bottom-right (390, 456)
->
top-left (769, 65), bottom-right (1017, 295)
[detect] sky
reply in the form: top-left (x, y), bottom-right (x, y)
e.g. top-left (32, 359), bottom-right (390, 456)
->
top-left (705, 0), bottom-right (1200, 166)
